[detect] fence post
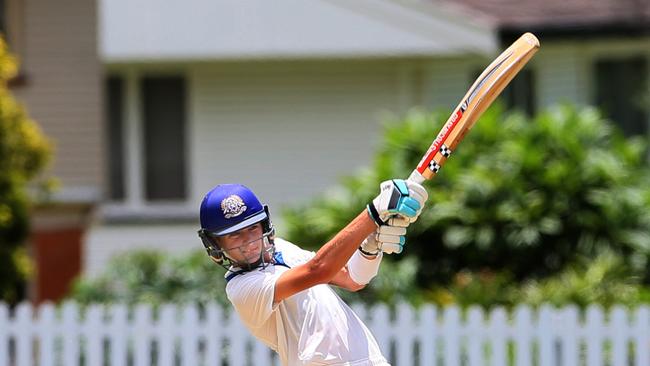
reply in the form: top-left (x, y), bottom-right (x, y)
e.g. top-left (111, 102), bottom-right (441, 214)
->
top-left (62, 302), bottom-right (80, 366)
top-left (181, 304), bottom-right (199, 366)
top-left (559, 306), bottom-right (579, 366)
top-left (394, 303), bottom-right (416, 366)
top-left (488, 307), bottom-right (507, 366)
top-left (514, 305), bottom-right (533, 366)
top-left (15, 303), bottom-right (33, 366)
top-left (442, 306), bottom-right (461, 366)
top-left (370, 304), bottom-right (391, 362)
top-left (133, 304), bottom-right (153, 366)
top-left (538, 305), bottom-right (555, 366)
top-left (204, 303), bottom-right (222, 366)
top-left (466, 306), bottom-right (484, 366)
top-left (585, 304), bottom-right (604, 366)
top-left (417, 304), bottom-right (437, 366)
top-left (224, 307), bottom-right (247, 366)
top-left (85, 304), bottom-right (104, 366)
top-left (37, 302), bottom-right (56, 366)
top-left (634, 306), bottom-right (649, 366)
top-left (108, 304), bottom-right (128, 366)
top-left (0, 303), bottom-right (7, 366)
top-left (611, 306), bottom-right (628, 366)
top-left (158, 304), bottom-right (176, 366)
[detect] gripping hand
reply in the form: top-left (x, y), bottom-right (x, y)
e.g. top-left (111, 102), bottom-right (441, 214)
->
top-left (367, 179), bottom-right (428, 226)
top-left (359, 216), bottom-right (410, 255)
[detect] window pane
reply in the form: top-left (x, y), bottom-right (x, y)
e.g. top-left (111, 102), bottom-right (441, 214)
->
top-left (105, 76), bottom-right (125, 201)
top-left (471, 68), bottom-right (536, 116)
top-left (141, 76), bottom-right (187, 201)
top-left (502, 69), bottom-right (536, 116)
top-left (596, 57), bottom-right (648, 136)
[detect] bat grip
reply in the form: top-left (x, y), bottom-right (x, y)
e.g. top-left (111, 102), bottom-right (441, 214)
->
top-left (407, 170), bottom-right (426, 185)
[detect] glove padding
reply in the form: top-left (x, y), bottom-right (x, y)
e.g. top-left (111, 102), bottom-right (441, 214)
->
top-left (368, 179), bottom-right (428, 226)
top-left (360, 216), bottom-right (410, 255)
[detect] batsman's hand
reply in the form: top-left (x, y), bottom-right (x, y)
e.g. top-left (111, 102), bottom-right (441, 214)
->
top-left (368, 179), bottom-right (428, 226)
top-left (360, 216), bottom-right (410, 255)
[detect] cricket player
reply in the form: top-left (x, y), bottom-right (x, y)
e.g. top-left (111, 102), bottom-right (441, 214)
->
top-left (198, 180), bottom-right (427, 366)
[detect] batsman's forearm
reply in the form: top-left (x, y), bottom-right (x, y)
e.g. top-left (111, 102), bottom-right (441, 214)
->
top-left (307, 211), bottom-right (376, 283)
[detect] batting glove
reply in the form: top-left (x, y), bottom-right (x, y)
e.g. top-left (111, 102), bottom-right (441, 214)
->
top-left (359, 216), bottom-right (410, 255)
top-left (368, 179), bottom-right (428, 226)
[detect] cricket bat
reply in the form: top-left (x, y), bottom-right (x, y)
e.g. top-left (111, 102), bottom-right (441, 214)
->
top-left (408, 32), bottom-right (540, 184)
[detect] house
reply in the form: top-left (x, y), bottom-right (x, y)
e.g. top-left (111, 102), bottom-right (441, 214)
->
top-left (7, 0), bottom-right (648, 301)
top-left (3, 0), bottom-right (102, 302)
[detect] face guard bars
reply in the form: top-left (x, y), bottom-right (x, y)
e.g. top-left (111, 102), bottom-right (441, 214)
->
top-left (198, 223), bottom-right (276, 271)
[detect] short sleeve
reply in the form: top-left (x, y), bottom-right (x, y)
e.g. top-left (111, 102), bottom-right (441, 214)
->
top-left (274, 238), bottom-right (315, 267)
top-left (226, 271), bottom-right (281, 329)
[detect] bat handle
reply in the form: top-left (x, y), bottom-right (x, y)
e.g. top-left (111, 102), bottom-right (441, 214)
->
top-left (407, 169), bottom-right (426, 185)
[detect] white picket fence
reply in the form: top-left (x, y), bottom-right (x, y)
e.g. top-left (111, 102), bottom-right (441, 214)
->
top-left (0, 302), bottom-right (649, 366)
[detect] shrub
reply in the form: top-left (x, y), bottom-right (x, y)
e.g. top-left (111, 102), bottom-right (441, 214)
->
top-left (283, 105), bottom-right (650, 288)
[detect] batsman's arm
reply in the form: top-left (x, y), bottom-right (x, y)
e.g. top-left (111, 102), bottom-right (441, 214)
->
top-left (273, 210), bottom-right (376, 303)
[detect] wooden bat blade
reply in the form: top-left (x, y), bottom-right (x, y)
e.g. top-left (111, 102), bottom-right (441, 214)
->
top-left (409, 32), bottom-right (540, 184)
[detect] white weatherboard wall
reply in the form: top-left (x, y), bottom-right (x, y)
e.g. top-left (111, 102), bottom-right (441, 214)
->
top-left (190, 60), bottom-right (405, 212)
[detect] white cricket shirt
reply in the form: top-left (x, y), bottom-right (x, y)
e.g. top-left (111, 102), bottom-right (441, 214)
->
top-left (225, 238), bottom-right (390, 366)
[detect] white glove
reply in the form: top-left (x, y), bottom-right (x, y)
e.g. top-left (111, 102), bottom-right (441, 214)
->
top-left (368, 179), bottom-right (428, 226)
top-left (359, 216), bottom-right (410, 255)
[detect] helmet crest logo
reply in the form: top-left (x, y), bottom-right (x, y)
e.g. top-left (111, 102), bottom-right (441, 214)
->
top-left (221, 195), bottom-right (247, 219)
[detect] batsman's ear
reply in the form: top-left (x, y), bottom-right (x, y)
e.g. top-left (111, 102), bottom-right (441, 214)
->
top-left (198, 229), bottom-right (224, 264)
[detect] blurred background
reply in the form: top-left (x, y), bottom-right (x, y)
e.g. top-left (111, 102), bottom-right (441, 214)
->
top-left (0, 0), bottom-right (649, 363)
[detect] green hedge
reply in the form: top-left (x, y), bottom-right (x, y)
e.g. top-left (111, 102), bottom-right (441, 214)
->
top-left (283, 105), bottom-right (650, 288)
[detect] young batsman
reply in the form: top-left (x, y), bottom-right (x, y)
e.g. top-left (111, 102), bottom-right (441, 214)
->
top-left (198, 180), bottom-right (427, 366)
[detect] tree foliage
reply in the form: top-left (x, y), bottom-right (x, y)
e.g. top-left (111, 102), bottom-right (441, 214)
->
top-left (70, 250), bottom-right (230, 307)
top-left (0, 37), bottom-right (51, 303)
top-left (282, 105), bottom-right (650, 288)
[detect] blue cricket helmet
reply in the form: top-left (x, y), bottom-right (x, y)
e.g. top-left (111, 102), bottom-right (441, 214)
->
top-left (199, 184), bottom-right (270, 236)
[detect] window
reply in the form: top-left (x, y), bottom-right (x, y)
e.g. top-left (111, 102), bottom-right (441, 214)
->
top-left (0, 0), bottom-right (6, 36)
top-left (471, 68), bottom-right (536, 116)
top-left (105, 76), bottom-right (125, 201)
top-left (595, 57), bottom-right (648, 136)
top-left (501, 69), bottom-right (536, 116)
top-left (141, 76), bottom-right (187, 201)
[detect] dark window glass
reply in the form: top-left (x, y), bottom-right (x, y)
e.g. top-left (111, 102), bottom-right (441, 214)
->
top-left (141, 76), bottom-right (187, 201)
top-left (105, 76), bottom-right (125, 200)
top-left (596, 57), bottom-right (648, 136)
top-left (471, 68), bottom-right (536, 116)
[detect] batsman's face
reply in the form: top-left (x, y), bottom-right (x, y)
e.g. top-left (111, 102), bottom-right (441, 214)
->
top-left (218, 223), bottom-right (267, 265)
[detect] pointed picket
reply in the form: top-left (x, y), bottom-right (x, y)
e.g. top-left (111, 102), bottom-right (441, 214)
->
top-left (514, 305), bottom-right (533, 366)
top-left (370, 304), bottom-right (391, 360)
top-left (84, 304), bottom-right (104, 366)
top-left (181, 304), bottom-right (199, 366)
top-left (133, 304), bottom-right (153, 366)
top-left (488, 307), bottom-right (507, 366)
top-left (442, 306), bottom-right (461, 366)
top-left (37, 302), bottom-right (57, 366)
top-left (204, 303), bottom-right (223, 366)
top-left (537, 305), bottom-right (555, 366)
top-left (0, 303), bottom-right (7, 366)
top-left (394, 302), bottom-right (416, 366)
top-left (633, 306), bottom-right (649, 366)
top-left (158, 304), bottom-right (177, 366)
top-left (14, 303), bottom-right (33, 366)
top-left (417, 304), bottom-right (437, 366)
top-left (108, 304), bottom-right (128, 366)
top-left (61, 302), bottom-right (80, 366)
top-left (559, 306), bottom-right (579, 366)
top-left (465, 306), bottom-right (484, 366)
top-left (610, 306), bottom-right (628, 366)
top-left (225, 308), bottom-right (248, 366)
top-left (585, 305), bottom-right (604, 366)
